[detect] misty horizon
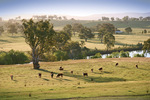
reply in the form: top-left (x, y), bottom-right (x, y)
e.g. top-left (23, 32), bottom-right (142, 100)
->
top-left (0, 0), bottom-right (150, 20)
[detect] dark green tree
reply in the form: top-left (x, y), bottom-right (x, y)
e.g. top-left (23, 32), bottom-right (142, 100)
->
top-left (111, 17), bottom-right (115, 21)
top-left (103, 33), bottom-right (115, 53)
top-left (99, 23), bottom-right (115, 34)
top-left (98, 28), bottom-right (106, 43)
top-left (8, 23), bottom-right (17, 36)
top-left (54, 31), bottom-right (71, 50)
top-left (22, 19), bottom-right (55, 69)
top-left (122, 16), bottom-right (129, 22)
top-left (62, 41), bottom-right (82, 59)
top-left (143, 38), bottom-right (150, 53)
top-left (63, 24), bottom-right (72, 37)
top-left (79, 27), bottom-right (94, 42)
top-left (0, 26), bottom-right (4, 35)
top-left (125, 27), bottom-right (132, 34)
top-left (143, 29), bottom-right (147, 34)
top-left (97, 23), bottom-right (115, 43)
top-left (72, 23), bottom-right (84, 36)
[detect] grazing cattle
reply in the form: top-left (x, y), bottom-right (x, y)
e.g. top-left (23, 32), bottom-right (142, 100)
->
top-left (136, 65), bottom-right (138, 68)
top-left (51, 72), bottom-right (54, 78)
top-left (71, 71), bottom-right (73, 74)
top-left (10, 75), bottom-right (13, 80)
top-left (56, 73), bottom-right (63, 78)
top-left (91, 69), bottom-right (93, 72)
top-left (59, 67), bottom-right (64, 71)
top-left (83, 73), bottom-right (88, 77)
top-left (29, 93), bottom-right (31, 97)
top-left (38, 73), bottom-right (42, 78)
top-left (99, 67), bottom-right (103, 71)
top-left (115, 63), bottom-right (118, 66)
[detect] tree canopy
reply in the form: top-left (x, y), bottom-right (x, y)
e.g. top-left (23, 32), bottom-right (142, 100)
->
top-left (22, 19), bottom-right (55, 69)
top-left (63, 24), bottom-right (72, 37)
top-left (0, 26), bottom-right (4, 35)
top-left (143, 38), bottom-right (150, 53)
top-left (125, 27), bottom-right (132, 33)
top-left (103, 33), bottom-right (115, 52)
top-left (79, 27), bottom-right (94, 42)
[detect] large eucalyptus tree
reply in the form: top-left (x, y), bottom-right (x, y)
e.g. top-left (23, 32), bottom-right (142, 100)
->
top-left (22, 19), bottom-right (55, 69)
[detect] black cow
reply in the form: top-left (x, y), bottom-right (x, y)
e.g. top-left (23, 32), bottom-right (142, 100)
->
top-left (51, 72), bottom-right (54, 78)
top-left (91, 69), bottom-right (93, 72)
top-left (39, 73), bottom-right (42, 78)
top-left (136, 64), bottom-right (138, 68)
top-left (83, 73), bottom-right (88, 77)
top-left (115, 63), bottom-right (118, 66)
top-left (59, 67), bottom-right (64, 71)
top-left (71, 71), bottom-right (73, 74)
top-left (99, 67), bottom-right (103, 71)
top-left (56, 73), bottom-right (63, 78)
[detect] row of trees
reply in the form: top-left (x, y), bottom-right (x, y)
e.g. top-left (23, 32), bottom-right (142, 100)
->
top-left (100, 16), bottom-right (150, 21)
top-left (32, 15), bottom-right (68, 20)
top-left (0, 22), bottom-right (23, 36)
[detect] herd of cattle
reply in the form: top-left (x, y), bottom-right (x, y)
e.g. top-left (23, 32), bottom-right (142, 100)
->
top-left (10, 63), bottom-right (139, 80)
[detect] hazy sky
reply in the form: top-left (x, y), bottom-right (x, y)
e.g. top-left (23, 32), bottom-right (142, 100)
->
top-left (0, 0), bottom-right (150, 19)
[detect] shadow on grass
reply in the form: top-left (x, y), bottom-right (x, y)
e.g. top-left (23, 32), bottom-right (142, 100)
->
top-left (8, 36), bottom-right (24, 38)
top-left (118, 66), bottom-right (131, 69)
top-left (0, 40), bottom-right (12, 43)
top-left (93, 71), bottom-right (113, 75)
top-left (115, 41), bottom-right (128, 46)
top-left (138, 68), bottom-right (150, 71)
top-left (13, 80), bottom-right (18, 82)
top-left (36, 68), bottom-right (52, 73)
top-left (64, 72), bottom-right (126, 83)
top-left (42, 78), bottom-right (50, 81)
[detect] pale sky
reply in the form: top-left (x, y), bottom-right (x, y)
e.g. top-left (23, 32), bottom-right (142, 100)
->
top-left (0, 0), bottom-right (150, 19)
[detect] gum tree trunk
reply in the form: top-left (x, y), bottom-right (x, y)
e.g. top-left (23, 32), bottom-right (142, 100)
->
top-left (32, 48), bottom-right (40, 69)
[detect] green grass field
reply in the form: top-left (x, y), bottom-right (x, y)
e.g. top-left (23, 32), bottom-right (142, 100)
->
top-left (0, 58), bottom-right (150, 100)
top-left (0, 30), bottom-right (150, 51)
top-left (51, 20), bottom-right (150, 30)
top-left (0, 20), bottom-right (150, 51)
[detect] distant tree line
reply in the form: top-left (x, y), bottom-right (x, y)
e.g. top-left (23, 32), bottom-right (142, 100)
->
top-left (98, 16), bottom-right (150, 21)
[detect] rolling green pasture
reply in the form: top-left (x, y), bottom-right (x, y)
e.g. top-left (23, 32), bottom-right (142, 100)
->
top-left (72, 31), bottom-right (150, 50)
top-left (52, 20), bottom-right (150, 30)
top-left (0, 58), bottom-right (150, 100)
top-left (0, 20), bottom-right (150, 51)
top-left (0, 34), bottom-right (30, 51)
top-left (0, 30), bottom-right (150, 51)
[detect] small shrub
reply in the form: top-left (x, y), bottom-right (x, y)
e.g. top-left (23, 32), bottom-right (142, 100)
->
top-left (111, 52), bottom-right (119, 58)
top-left (133, 53), bottom-right (144, 57)
top-left (120, 50), bottom-right (130, 58)
top-left (91, 53), bottom-right (102, 59)
top-left (0, 50), bottom-right (29, 65)
top-left (54, 50), bottom-right (68, 61)
top-left (106, 55), bottom-right (112, 58)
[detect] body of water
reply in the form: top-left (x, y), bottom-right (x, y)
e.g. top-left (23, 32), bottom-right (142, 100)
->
top-left (87, 50), bottom-right (150, 59)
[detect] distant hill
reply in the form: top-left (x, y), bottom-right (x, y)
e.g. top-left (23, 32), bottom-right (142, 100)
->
top-left (66, 12), bottom-right (150, 20)
top-left (51, 20), bottom-right (150, 30)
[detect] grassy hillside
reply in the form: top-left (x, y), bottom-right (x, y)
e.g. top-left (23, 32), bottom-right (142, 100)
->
top-left (0, 32), bottom-right (150, 51)
top-left (0, 58), bottom-right (150, 100)
top-left (0, 20), bottom-right (150, 51)
top-left (51, 20), bottom-right (150, 30)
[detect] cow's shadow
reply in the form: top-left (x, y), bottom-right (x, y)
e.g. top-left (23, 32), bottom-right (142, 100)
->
top-left (64, 72), bottom-right (126, 83)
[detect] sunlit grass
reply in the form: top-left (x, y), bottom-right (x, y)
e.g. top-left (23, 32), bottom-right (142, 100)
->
top-left (0, 58), bottom-right (150, 99)
top-left (0, 28), bottom-right (150, 51)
